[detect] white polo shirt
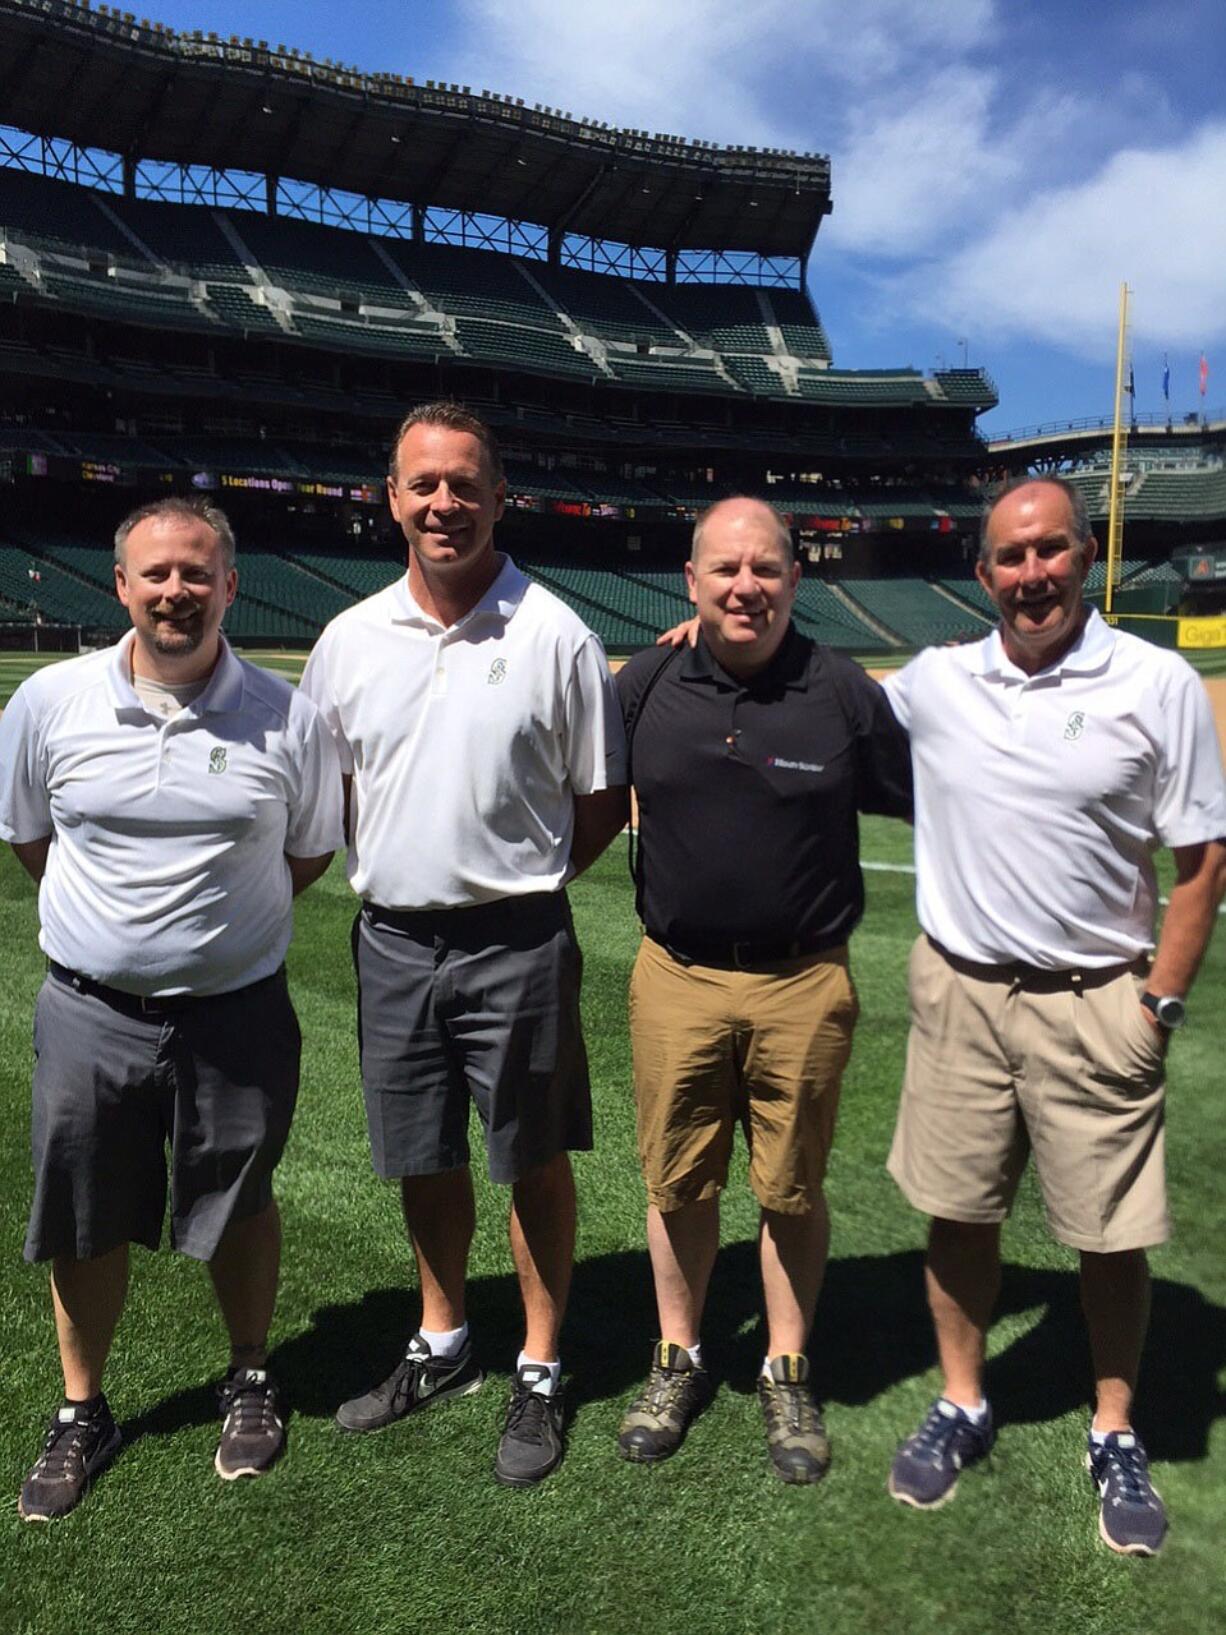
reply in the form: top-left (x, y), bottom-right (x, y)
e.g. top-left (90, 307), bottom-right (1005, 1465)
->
top-left (0, 632), bottom-right (344, 996)
top-left (885, 609), bottom-right (1226, 967)
top-left (300, 555), bottom-right (627, 909)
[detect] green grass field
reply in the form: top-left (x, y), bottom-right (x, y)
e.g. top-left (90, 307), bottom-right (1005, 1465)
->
top-left (2, 811), bottom-right (1225, 1633)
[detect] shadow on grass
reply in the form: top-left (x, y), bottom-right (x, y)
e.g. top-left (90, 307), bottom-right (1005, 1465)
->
top-left (115, 1250), bottom-right (1225, 1466)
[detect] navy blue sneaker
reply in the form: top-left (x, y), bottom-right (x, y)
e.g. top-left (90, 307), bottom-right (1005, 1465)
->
top-left (888, 1397), bottom-right (994, 1509)
top-left (1087, 1431), bottom-right (1167, 1556)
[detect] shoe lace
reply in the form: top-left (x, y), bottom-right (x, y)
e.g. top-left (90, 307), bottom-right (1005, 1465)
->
top-left (641, 1365), bottom-right (694, 1418)
top-left (388, 1353), bottom-right (431, 1413)
top-left (910, 1403), bottom-right (968, 1464)
top-left (221, 1378), bottom-right (278, 1433)
top-left (504, 1387), bottom-right (552, 1444)
top-left (34, 1417), bottom-right (89, 1479)
top-left (1099, 1440), bottom-right (1154, 1506)
top-left (764, 1380), bottom-right (822, 1438)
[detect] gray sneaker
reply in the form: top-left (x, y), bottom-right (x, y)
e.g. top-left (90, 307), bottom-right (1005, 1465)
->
top-left (757, 1354), bottom-right (831, 1484)
top-left (335, 1333), bottom-right (483, 1432)
top-left (215, 1368), bottom-right (285, 1480)
top-left (19, 1398), bottom-right (121, 1522)
top-left (494, 1365), bottom-right (565, 1488)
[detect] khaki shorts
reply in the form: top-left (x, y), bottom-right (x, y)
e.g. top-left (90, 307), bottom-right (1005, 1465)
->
top-left (888, 935), bottom-right (1170, 1252)
top-left (629, 935), bottom-right (858, 1216)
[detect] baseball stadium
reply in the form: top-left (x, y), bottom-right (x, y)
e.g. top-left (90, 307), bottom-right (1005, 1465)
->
top-left (1, 2), bottom-right (1224, 1632)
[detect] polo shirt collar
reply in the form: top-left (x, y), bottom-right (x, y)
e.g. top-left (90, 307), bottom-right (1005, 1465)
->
top-left (680, 621), bottom-right (810, 691)
top-left (106, 630), bottom-right (245, 716)
top-left (388, 554), bottom-right (528, 632)
top-left (976, 605), bottom-right (1115, 684)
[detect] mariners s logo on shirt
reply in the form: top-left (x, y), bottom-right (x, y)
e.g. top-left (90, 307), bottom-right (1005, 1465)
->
top-left (488, 658), bottom-right (508, 686)
top-left (208, 747), bottom-right (228, 774)
top-left (1063, 711), bottom-right (1086, 741)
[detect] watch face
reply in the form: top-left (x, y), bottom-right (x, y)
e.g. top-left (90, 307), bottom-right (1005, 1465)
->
top-left (1154, 996), bottom-right (1186, 1028)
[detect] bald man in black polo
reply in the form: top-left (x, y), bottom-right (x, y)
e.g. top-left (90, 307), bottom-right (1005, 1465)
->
top-left (615, 497), bottom-right (912, 1483)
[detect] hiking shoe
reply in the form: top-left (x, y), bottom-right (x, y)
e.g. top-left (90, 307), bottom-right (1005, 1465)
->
top-left (1087, 1430), bottom-right (1167, 1557)
top-left (215, 1368), bottom-right (285, 1480)
top-left (19, 1397), bottom-right (121, 1522)
top-left (757, 1354), bottom-right (831, 1485)
top-left (335, 1333), bottom-right (483, 1432)
top-left (888, 1397), bottom-right (994, 1510)
top-left (494, 1365), bottom-right (565, 1488)
top-left (618, 1341), bottom-right (712, 1464)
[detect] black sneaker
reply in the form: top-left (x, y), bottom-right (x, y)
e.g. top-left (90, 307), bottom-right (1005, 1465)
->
top-left (1087, 1430), bottom-right (1167, 1556)
top-left (494, 1365), bottom-right (565, 1488)
top-left (19, 1398), bottom-right (121, 1522)
top-left (618, 1341), bottom-right (712, 1464)
top-left (335, 1333), bottom-right (483, 1432)
top-left (215, 1368), bottom-right (285, 1480)
top-left (888, 1397), bottom-right (994, 1510)
top-left (757, 1354), bottom-right (831, 1485)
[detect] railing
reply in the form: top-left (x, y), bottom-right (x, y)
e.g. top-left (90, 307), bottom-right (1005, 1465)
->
top-left (990, 410), bottom-right (1225, 444)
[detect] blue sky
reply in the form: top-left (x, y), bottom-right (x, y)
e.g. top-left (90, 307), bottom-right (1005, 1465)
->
top-left (139, 0), bottom-right (1225, 435)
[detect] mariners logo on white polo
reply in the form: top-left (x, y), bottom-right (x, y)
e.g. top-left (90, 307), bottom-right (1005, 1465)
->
top-left (488, 659), bottom-right (508, 685)
top-left (1064, 712), bottom-right (1086, 741)
top-left (208, 747), bottom-right (228, 774)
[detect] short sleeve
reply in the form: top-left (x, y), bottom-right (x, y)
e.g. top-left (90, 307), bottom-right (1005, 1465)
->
top-left (881, 653), bottom-right (922, 731)
top-left (1151, 665), bottom-right (1226, 849)
top-left (284, 696), bottom-right (347, 859)
top-left (0, 687), bottom-right (52, 843)
top-left (299, 632), bottom-right (354, 776)
top-left (561, 634), bottom-right (628, 794)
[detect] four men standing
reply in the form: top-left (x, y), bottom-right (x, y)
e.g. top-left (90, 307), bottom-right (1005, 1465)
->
top-left (4, 438), bottom-right (1223, 1552)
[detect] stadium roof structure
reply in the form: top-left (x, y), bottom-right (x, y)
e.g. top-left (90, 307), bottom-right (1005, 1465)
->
top-left (0, 0), bottom-right (832, 264)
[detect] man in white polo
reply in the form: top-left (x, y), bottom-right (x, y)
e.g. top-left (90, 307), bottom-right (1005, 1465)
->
top-left (300, 400), bottom-right (627, 1488)
top-left (0, 496), bottom-right (342, 1523)
top-left (883, 475), bottom-right (1226, 1556)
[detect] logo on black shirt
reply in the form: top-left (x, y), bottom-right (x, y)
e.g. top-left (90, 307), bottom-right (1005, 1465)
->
top-left (766, 755), bottom-right (825, 772)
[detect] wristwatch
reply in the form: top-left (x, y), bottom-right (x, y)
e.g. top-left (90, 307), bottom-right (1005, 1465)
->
top-left (1140, 992), bottom-right (1187, 1030)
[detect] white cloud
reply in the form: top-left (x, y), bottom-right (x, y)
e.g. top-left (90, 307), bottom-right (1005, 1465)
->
top-left (454, 0), bottom-right (996, 150)
top-left (913, 122), bottom-right (1226, 355)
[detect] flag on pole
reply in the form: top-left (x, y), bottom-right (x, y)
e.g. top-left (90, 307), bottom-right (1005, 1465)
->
top-left (1200, 353), bottom-right (1209, 397)
top-left (1162, 354), bottom-right (1170, 401)
top-left (1127, 363), bottom-right (1135, 402)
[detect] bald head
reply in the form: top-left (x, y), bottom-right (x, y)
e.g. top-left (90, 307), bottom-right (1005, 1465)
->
top-left (685, 494), bottom-right (800, 679)
top-left (691, 496), bottom-right (793, 565)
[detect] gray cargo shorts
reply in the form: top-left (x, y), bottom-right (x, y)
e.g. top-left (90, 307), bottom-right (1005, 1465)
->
top-left (25, 967), bottom-right (300, 1263)
top-left (353, 891), bottom-right (592, 1184)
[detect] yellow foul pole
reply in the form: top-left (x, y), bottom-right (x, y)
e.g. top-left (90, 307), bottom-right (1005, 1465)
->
top-left (1105, 282), bottom-right (1130, 615)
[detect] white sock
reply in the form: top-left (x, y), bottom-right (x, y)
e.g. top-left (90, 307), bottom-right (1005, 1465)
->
top-left (517, 1352), bottom-right (561, 1395)
top-left (942, 1395), bottom-right (989, 1424)
top-left (418, 1322), bottom-right (468, 1360)
top-left (685, 1341), bottom-right (703, 1368)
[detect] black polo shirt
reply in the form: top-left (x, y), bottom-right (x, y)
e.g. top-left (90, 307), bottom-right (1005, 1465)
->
top-left (617, 625), bottom-right (912, 957)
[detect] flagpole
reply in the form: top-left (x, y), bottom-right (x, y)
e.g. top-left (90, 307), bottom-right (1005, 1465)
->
top-left (1105, 283), bottom-right (1130, 617)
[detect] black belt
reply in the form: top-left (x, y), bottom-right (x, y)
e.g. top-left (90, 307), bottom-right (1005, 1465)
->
top-left (927, 937), bottom-right (1145, 991)
top-left (650, 931), bottom-right (846, 972)
top-left (48, 961), bottom-right (283, 1018)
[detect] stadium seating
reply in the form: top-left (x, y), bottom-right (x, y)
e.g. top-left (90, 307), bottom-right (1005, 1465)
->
top-left (452, 317), bottom-right (596, 376)
top-left (103, 193), bottom-right (246, 278)
top-left (530, 263), bottom-right (678, 346)
top-left (841, 578), bottom-right (993, 646)
top-left (39, 271), bottom-right (213, 330)
top-left (603, 354), bottom-right (731, 393)
top-left (205, 282), bottom-right (284, 334)
top-left (0, 167), bottom-right (133, 258)
top-left (791, 579), bottom-right (891, 649)
top-left (0, 542), bottom-right (124, 629)
top-left (384, 242), bottom-right (552, 325)
top-left (224, 210), bottom-right (405, 303)
top-left (287, 551), bottom-right (403, 598)
top-left (796, 371), bottom-right (930, 404)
